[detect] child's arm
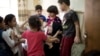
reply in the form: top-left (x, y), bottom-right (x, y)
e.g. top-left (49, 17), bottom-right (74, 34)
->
top-left (45, 30), bottom-right (62, 43)
top-left (20, 20), bottom-right (28, 29)
top-left (46, 37), bottom-right (59, 43)
top-left (13, 38), bottom-right (25, 48)
top-left (74, 21), bottom-right (80, 43)
top-left (72, 12), bottom-right (80, 43)
top-left (10, 31), bottom-right (25, 48)
top-left (2, 31), bottom-right (25, 48)
top-left (18, 20), bottom-right (28, 33)
top-left (10, 30), bottom-right (21, 40)
top-left (53, 30), bottom-right (62, 38)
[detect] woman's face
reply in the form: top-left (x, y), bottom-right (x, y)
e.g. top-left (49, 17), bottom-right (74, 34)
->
top-left (9, 17), bottom-right (17, 27)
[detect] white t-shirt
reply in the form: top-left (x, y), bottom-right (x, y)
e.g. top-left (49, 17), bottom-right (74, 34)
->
top-left (2, 28), bottom-right (18, 54)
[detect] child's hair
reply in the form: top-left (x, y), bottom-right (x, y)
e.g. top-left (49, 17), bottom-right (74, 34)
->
top-left (28, 15), bottom-right (41, 31)
top-left (0, 16), bottom-right (3, 23)
top-left (47, 5), bottom-right (59, 15)
top-left (58, 0), bottom-right (70, 6)
top-left (4, 14), bottom-right (15, 25)
top-left (35, 5), bottom-right (42, 10)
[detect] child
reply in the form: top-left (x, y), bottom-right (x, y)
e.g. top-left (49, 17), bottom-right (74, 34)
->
top-left (58, 0), bottom-right (80, 56)
top-left (35, 5), bottom-right (47, 32)
top-left (22, 15), bottom-right (59, 56)
top-left (44, 5), bottom-right (62, 56)
top-left (35, 5), bottom-right (46, 22)
top-left (3, 14), bottom-right (25, 56)
top-left (0, 16), bottom-right (13, 56)
top-left (20, 5), bottom-right (46, 31)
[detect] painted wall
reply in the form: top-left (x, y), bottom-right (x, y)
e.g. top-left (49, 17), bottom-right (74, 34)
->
top-left (42, 0), bottom-right (85, 12)
top-left (27, 0), bottom-right (34, 10)
top-left (42, 0), bottom-right (59, 10)
top-left (70, 0), bottom-right (85, 12)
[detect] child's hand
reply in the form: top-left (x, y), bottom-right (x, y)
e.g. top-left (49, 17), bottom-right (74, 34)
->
top-left (20, 39), bottom-right (25, 43)
top-left (56, 30), bottom-right (62, 34)
top-left (46, 42), bottom-right (53, 49)
top-left (54, 38), bottom-right (60, 43)
top-left (55, 39), bottom-right (60, 43)
top-left (74, 36), bottom-right (80, 44)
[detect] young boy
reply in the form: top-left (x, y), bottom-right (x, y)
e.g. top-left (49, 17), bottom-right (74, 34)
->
top-left (58, 0), bottom-right (80, 56)
top-left (20, 5), bottom-right (47, 31)
top-left (34, 5), bottom-right (46, 32)
top-left (35, 5), bottom-right (46, 22)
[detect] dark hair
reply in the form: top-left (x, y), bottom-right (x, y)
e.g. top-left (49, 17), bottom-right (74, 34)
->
top-left (0, 16), bottom-right (3, 23)
top-left (58, 0), bottom-right (70, 6)
top-left (28, 15), bottom-right (41, 30)
top-left (4, 14), bottom-right (15, 25)
top-left (47, 5), bottom-right (59, 15)
top-left (35, 5), bottom-right (42, 10)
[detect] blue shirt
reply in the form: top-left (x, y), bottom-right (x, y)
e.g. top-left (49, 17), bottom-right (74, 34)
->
top-left (39, 15), bottom-right (46, 22)
top-left (63, 10), bottom-right (79, 37)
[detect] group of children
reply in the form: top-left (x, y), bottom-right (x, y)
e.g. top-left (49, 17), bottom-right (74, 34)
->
top-left (0, 0), bottom-right (81, 56)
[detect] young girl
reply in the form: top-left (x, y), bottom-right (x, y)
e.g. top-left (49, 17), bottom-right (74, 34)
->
top-left (3, 14), bottom-right (25, 56)
top-left (22, 15), bottom-right (59, 56)
top-left (0, 16), bottom-right (13, 56)
top-left (44, 5), bottom-right (63, 56)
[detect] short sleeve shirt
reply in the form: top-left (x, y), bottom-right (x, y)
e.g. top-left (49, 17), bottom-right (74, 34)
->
top-left (63, 10), bottom-right (79, 37)
top-left (22, 30), bottom-right (47, 56)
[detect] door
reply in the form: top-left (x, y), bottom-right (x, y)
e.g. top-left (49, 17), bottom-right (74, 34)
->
top-left (85, 0), bottom-right (100, 52)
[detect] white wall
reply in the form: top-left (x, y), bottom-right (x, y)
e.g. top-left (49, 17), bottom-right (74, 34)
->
top-left (42, 0), bottom-right (59, 10)
top-left (41, 0), bottom-right (85, 19)
top-left (70, 0), bottom-right (85, 12)
top-left (0, 0), bottom-right (18, 23)
top-left (27, 0), bottom-right (34, 10)
top-left (42, 0), bottom-right (85, 12)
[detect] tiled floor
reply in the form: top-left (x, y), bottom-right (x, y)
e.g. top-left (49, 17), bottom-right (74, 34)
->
top-left (71, 43), bottom-right (85, 56)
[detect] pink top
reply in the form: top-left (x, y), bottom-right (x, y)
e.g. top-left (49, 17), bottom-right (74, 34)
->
top-left (22, 30), bottom-right (47, 56)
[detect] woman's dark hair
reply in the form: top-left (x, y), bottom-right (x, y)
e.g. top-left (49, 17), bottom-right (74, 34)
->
top-left (47, 5), bottom-right (59, 15)
top-left (58, 0), bottom-right (70, 6)
top-left (35, 5), bottom-right (42, 10)
top-left (0, 16), bottom-right (3, 23)
top-left (4, 14), bottom-right (15, 25)
top-left (28, 15), bottom-right (41, 31)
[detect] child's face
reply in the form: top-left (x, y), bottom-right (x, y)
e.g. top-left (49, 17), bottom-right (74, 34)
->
top-left (48, 13), bottom-right (56, 17)
top-left (36, 9), bottom-right (42, 15)
top-left (0, 20), bottom-right (5, 29)
top-left (9, 17), bottom-right (17, 27)
top-left (59, 3), bottom-right (67, 11)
